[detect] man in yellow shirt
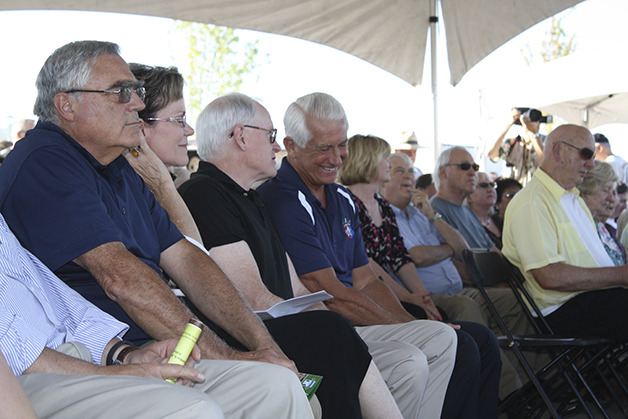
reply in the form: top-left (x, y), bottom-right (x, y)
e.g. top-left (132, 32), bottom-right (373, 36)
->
top-left (502, 124), bottom-right (628, 340)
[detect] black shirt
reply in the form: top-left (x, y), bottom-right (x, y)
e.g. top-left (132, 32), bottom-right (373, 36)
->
top-left (178, 161), bottom-right (294, 299)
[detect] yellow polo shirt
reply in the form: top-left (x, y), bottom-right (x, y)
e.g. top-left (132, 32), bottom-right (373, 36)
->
top-left (502, 168), bottom-right (596, 311)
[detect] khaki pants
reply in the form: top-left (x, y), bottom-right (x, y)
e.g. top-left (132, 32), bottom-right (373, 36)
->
top-left (19, 342), bottom-right (314, 419)
top-left (356, 320), bottom-right (457, 419)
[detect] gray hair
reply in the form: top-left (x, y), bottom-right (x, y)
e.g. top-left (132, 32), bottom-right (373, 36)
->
top-left (283, 92), bottom-right (348, 147)
top-left (34, 41), bottom-right (120, 125)
top-left (388, 152), bottom-right (413, 166)
top-left (577, 160), bottom-right (618, 196)
top-left (433, 146), bottom-right (466, 190)
top-left (196, 92), bottom-right (260, 161)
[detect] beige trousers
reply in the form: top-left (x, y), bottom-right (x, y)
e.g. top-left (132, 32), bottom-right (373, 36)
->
top-left (356, 319), bottom-right (457, 419)
top-left (19, 342), bottom-right (314, 419)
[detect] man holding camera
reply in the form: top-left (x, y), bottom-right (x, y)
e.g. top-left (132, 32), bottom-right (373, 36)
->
top-left (487, 107), bottom-right (549, 184)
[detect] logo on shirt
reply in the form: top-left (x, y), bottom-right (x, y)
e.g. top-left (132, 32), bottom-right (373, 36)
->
top-left (342, 218), bottom-right (354, 238)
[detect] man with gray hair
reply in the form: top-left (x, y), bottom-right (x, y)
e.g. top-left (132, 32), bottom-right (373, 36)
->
top-left (430, 146), bottom-right (530, 351)
top-left (431, 146), bottom-right (498, 250)
top-left (258, 92), bottom-right (496, 419)
top-left (0, 40), bottom-right (314, 418)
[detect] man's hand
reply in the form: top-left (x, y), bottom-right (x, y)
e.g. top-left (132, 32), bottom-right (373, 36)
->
top-left (233, 346), bottom-right (299, 375)
top-left (125, 339), bottom-right (201, 367)
top-left (406, 291), bottom-right (442, 321)
top-left (108, 362), bottom-right (206, 386)
top-left (411, 189), bottom-right (435, 219)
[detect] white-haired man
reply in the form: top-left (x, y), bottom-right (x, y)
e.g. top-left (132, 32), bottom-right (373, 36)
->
top-left (258, 92), bottom-right (501, 419)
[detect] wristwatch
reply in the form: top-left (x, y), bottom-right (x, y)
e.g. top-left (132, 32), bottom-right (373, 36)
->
top-left (429, 213), bottom-right (442, 223)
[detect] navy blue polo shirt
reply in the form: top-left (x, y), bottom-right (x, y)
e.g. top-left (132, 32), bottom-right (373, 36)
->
top-left (0, 121), bottom-right (183, 344)
top-left (257, 158), bottom-right (369, 288)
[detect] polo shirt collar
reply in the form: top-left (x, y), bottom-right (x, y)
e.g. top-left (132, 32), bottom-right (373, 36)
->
top-left (534, 167), bottom-right (581, 202)
top-left (38, 121), bottom-right (124, 183)
top-left (277, 157), bottom-right (329, 206)
top-left (196, 160), bottom-right (261, 202)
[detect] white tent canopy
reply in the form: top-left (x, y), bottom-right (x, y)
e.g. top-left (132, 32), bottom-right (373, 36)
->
top-left (0, 0), bottom-right (582, 86)
top-left (0, 0), bottom-right (583, 157)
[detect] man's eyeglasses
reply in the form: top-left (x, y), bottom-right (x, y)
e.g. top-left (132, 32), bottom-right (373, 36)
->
top-left (444, 162), bottom-right (480, 172)
top-left (558, 141), bottom-right (595, 160)
top-left (64, 85), bottom-right (146, 104)
top-left (477, 182), bottom-right (496, 189)
top-left (504, 192), bottom-right (518, 199)
top-left (229, 124), bottom-right (277, 143)
top-left (146, 115), bottom-right (187, 128)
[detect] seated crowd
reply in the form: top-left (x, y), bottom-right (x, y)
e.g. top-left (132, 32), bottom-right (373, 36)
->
top-left (1, 39), bottom-right (626, 419)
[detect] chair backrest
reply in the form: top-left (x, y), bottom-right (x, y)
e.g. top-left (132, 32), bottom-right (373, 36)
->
top-left (462, 248), bottom-right (520, 338)
top-left (462, 248), bottom-right (546, 335)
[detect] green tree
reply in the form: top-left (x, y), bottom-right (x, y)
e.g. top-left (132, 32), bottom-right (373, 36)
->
top-left (175, 21), bottom-right (259, 120)
top-left (522, 15), bottom-right (576, 66)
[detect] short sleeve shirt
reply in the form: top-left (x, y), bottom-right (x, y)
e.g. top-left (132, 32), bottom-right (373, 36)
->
top-left (178, 161), bottom-right (293, 299)
top-left (391, 204), bottom-right (463, 295)
top-left (431, 197), bottom-right (495, 249)
top-left (502, 169), bottom-right (599, 310)
top-left (0, 122), bottom-right (182, 344)
top-left (257, 159), bottom-right (369, 288)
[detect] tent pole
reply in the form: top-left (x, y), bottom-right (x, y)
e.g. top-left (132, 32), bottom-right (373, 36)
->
top-left (430, 0), bottom-right (439, 165)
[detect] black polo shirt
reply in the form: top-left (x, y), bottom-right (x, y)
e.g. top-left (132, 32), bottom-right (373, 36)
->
top-left (178, 161), bottom-right (294, 299)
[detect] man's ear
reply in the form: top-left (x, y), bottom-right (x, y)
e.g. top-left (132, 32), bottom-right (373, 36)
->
top-left (231, 125), bottom-right (247, 151)
top-left (551, 141), bottom-right (562, 163)
top-left (438, 165), bottom-right (447, 181)
top-left (284, 136), bottom-right (297, 158)
top-left (54, 92), bottom-right (75, 122)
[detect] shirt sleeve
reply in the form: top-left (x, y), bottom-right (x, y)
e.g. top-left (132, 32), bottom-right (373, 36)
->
top-left (266, 188), bottom-right (335, 276)
top-left (179, 176), bottom-right (247, 249)
top-left (1, 146), bottom-right (122, 271)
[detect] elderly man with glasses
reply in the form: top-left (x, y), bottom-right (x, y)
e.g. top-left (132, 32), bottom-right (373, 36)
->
top-left (0, 40), bottom-right (316, 418)
top-left (503, 124), bottom-right (628, 341)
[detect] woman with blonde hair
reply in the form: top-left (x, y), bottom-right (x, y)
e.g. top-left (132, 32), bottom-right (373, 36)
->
top-left (339, 134), bottom-right (500, 419)
top-left (578, 160), bottom-right (625, 265)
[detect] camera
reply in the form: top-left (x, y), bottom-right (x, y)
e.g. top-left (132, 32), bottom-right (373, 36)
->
top-left (514, 107), bottom-right (552, 125)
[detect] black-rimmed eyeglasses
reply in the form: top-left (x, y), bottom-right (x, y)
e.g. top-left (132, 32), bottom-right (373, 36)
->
top-left (558, 141), bottom-right (595, 160)
top-left (146, 115), bottom-right (187, 128)
top-left (444, 162), bottom-right (480, 172)
top-left (64, 85), bottom-right (146, 104)
top-left (229, 125), bottom-right (277, 143)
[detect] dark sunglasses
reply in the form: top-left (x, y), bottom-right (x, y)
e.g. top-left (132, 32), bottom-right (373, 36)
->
top-left (504, 192), bottom-right (518, 199)
top-left (477, 182), bottom-right (496, 189)
top-left (558, 141), bottom-right (595, 160)
top-left (444, 162), bottom-right (480, 172)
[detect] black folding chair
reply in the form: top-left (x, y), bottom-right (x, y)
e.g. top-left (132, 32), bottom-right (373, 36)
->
top-left (462, 248), bottom-right (617, 418)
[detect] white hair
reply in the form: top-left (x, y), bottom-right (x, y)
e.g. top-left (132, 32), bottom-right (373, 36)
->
top-left (196, 92), bottom-right (260, 161)
top-left (283, 92), bottom-right (348, 147)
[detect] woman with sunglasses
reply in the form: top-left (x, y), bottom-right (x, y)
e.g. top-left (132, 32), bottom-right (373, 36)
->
top-left (466, 173), bottom-right (502, 249)
top-left (577, 161), bottom-right (626, 266)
